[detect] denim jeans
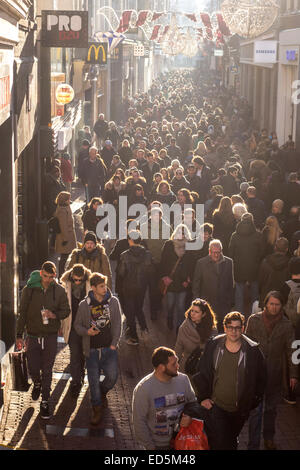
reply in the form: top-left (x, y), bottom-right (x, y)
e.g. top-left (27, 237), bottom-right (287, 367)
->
top-left (235, 281), bottom-right (259, 314)
top-left (166, 291), bottom-right (187, 329)
top-left (248, 395), bottom-right (279, 449)
top-left (85, 347), bottom-right (118, 407)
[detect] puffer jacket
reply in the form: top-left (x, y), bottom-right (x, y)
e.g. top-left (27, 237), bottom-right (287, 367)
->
top-left (16, 271), bottom-right (70, 338)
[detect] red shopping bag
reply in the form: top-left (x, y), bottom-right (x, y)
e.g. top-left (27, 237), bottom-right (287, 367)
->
top-left (174, 418), bottom-right (209, 450)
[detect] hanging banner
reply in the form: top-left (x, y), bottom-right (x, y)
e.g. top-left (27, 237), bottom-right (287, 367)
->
top-left (42, 10), bottom-right (88, 47)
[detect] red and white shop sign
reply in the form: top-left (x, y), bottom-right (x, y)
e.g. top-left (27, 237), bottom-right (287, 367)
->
top-left (0, 64), bottom-right (11, 126)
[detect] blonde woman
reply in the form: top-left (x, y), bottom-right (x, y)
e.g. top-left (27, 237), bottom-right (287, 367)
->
top-left (54, 191), bottom-right (77, 277)
top-left (262, 215), bottom-right (282, 256)
top-left (159, 224), bottom-right (194, 332)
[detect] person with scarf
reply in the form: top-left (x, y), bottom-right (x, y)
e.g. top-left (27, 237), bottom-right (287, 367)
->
top-left (160, 224), bottom-right (194, 332)
top-left (245, 290), bottom-right (298, 450)
top-left (74, 272), bottom-right (122, 425)
top-left (175, 299), bottom-right (218, 374)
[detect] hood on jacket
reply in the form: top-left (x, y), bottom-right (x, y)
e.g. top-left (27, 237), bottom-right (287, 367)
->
top-left (60, 266), bottom-right (92, 285)
top-left (87, 288), bottom-right (112, 306)
top-left (265, 252), bottom-right (290, 271)
top-left (128, 245), bottom-right (147, 262)
top-left (236, 218), bottom-right (257, 237)
top-left (27, 270), bottom-right (43, 289)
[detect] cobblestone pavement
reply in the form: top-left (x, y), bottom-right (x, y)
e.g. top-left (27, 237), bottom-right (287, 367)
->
top-left (0, 187), bottom-right (300, 450)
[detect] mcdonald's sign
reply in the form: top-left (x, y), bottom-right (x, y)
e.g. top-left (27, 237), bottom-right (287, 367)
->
top-left (86, 43), bottom-right (108, 65)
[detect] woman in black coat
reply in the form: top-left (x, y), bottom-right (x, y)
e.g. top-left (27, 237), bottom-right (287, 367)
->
top-left (212, 196), bottom-right (236, 255)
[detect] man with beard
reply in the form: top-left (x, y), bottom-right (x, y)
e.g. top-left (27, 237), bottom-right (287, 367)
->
top-left (132, 347), bottom-right (196, 450)
top-left (246, 291), bottom-right (298, 450)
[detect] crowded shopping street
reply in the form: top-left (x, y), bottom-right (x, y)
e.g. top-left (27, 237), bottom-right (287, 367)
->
top-left (0, 0), bottom-right (300, 454)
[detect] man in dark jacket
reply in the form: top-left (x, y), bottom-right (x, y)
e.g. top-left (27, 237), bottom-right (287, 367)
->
top-left (182, 311), bottom-right (266, 450)
top-left (229, 212), bottom-right (264, 313)
top-left (16, 262), bottom-right (70, 419)
top-left (220, 166), bottom-right (239, 197)
top-left (80, 146), bottom-right (107, 200)
top-left (93, 113), bottom-right (108, 147)
top-left (246, 291), bottom-right (298, 450)
top-left (117, 230), bottom-right (154, 346)
top-left (258, 237), bottom-right (290, 307)
top-left (100, 140), bottom-right (116, 168)
top-left (246, 186), bottom-right (266, 230)
top-left (193, 239), bottom-right (234, 332)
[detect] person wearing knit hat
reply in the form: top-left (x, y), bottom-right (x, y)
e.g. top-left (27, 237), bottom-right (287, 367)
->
top-left (84, 231), bottom-right (97, 245)
top-left (65, 232), bottom-right (112, 289)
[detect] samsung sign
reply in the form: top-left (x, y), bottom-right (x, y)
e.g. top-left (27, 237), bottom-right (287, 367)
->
top-left (42, 11), bottom-right (88, 47)
top-left (254, 41), bottom-right (277, 64)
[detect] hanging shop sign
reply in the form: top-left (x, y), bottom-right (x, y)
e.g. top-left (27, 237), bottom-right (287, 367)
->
top-left (280, 47), bottom-right (299, 66)
top-left (254, 41), bottom-right (277, 64)
top-left (214, 49), bottom-right (224, 56)
top-left (134, 44), bottom-right (145, 57)
top-left (86, 43), bottom-right (108, 65)
top-left (55, 83), bottom-right (75, 105)
top-left (0, 64), bottom-right (11, 126)
top-left (41, 10), bottom-right (89, 47)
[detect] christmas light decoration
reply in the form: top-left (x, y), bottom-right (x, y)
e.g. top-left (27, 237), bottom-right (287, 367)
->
top-left (221, 0), bottom-right (279, 39)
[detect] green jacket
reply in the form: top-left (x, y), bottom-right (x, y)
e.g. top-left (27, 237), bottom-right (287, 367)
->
top-left (16, 271), bottom-right (70, 338)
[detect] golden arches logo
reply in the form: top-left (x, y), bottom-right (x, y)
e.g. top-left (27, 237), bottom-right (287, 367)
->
top-left (87, 44), bottom-right (107, 63)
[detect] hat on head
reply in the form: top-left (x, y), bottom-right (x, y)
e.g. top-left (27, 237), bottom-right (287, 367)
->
top-left (84, 231), bottom-right (97, 245)
top-left (82, 139), bottom-right (90, 146)
top-left (105, 140), bottom-right (112, 146)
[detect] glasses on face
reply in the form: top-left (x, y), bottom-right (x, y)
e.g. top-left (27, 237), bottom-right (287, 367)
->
top-left (226, 326), bottom-right (242, 332)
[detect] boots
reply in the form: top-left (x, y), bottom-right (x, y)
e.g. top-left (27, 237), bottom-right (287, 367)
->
top-left (90, 405), bottom-right (103, 426)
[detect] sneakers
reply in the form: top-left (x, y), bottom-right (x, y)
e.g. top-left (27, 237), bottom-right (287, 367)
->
top-left (31, 382), bottom-right (41, 401)
top-left (90, 405), bottom-right (104, 426)
top-left (40, 401), bottom-right (51, 420)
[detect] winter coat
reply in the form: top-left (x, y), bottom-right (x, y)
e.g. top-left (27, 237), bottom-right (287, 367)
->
top-left (258, 252), bottom-right (290, 306)
top-left (60, 267), bottom-right (92, 343)
top-left (44, 173), bottom-right (66, 219)
top-left (184, 334), bottom-right (266, 417)
top-left (118, 146), bottom-right (133, 167)
top-left (80, 157), bottom-right (107, 188)
top-left (159, 240), bottom-right (193, 293)
top-left (103, 181), bottom-right (127, 206)
top-left (82, 207), bottom-right (99, 234)
top-left (140, 218), bottom-right (172, 265)
top-left (212, 212), bottom-right (236, 255)
top-left (74, 289), bottom-right (122, 357)
top-left (245, 312), bottom-right (298, 396)
top-left (247, 197), bottom-right (267, 229)
top-left (54, 205), bottom-right (77, 255)
top-left (100, 146), bottom-right (116, 168)
top-left (66, 244), bottom-right (112, 289)
top-left (175, 317), bottom-right (217, 371)
top-left (93, 118), bottom-right (108, 139)
top-left (170, 176), bottom-right (191, 195)
top-left (16, 271), bottom-right (70, 338)
top-left (228, 218), bottom-right (264, 282)
top-left (192, 255), bottom-right (234, 322)
top-left (117, 245), bottom-right (154, 295)
top-left (152, 190), bottom-right (176, 206)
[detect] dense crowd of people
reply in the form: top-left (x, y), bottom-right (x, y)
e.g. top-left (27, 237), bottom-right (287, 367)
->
top-left (17, 69), bottom-right (300, 450)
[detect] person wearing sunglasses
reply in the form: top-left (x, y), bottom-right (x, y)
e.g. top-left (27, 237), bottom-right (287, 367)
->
top-left (182, 311), bottom-right (266, 450)
top-left (60, 264), bottom-right (92, 398)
